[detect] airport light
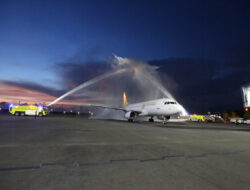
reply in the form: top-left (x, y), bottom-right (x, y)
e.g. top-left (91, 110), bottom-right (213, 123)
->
top-left (242, 86), bottom-right (250, 108)
top-left (70, 110), bottom-right (72, 113)
top-left (245, 108), bottom-right (249, 112)
top-left (63, 111), bottom-right (66, 114)
top-left (77, 112), bottom-right (80, 115)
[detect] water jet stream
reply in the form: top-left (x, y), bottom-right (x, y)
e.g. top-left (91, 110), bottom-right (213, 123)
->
top-left (140, 73), bottom-right (176, 101)
top-left (47, 68), bottom-right (127, 106)
top-left (47, 55), bottom-right (187, 116)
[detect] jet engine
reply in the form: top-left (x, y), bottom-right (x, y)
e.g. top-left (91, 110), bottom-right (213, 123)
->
top-left (125, 111), bottom-right (135, 119)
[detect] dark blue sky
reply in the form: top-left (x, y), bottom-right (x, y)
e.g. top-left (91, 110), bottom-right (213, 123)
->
top-left (0, 0), bottom-right (250, 111)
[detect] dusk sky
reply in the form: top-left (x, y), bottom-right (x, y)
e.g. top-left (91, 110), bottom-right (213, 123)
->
top-left (0, 0), bottom-right (250, 112)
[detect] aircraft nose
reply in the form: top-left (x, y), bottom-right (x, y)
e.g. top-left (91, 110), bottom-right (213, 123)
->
top-left (176, 104), bottom-right (187, 116)
top-left (175, 105), bottom-right (182, 114)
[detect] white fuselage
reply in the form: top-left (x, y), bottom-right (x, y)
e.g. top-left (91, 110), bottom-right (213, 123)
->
top-left (125, 98), bottom-right (183, 117)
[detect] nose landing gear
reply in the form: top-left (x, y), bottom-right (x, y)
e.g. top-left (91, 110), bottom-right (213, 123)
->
top-left (163, 116), bottom-right (170, 125)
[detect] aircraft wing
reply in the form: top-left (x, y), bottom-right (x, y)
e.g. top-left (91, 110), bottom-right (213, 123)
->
top-left (88, 104), bottom-right (142, 114)
top-left (88, 104), bottom-right (127, 111)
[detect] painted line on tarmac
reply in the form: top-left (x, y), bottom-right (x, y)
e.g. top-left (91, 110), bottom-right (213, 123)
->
top-left (0, 150), bottom-right (247, 172)
top-left (162, 154), bottom-right (185, 159)
top-left (0, 166), bottom-right (40, 172)
top-left (110, 158), bottom-right (138, 162)
top-left (140, 157), bottom-right (165, 162)
top-left (41, 162), bottom-right (75, 167)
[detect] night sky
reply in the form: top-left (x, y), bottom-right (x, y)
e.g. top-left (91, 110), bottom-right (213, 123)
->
top-left (0, 0), bottom-right (250, 113)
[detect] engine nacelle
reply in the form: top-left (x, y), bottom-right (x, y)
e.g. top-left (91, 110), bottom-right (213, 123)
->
top-left (125, 111), bottom-right (135, 119)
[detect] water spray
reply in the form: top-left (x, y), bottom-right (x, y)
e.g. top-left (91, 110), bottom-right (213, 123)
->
top-left (140, 73), bottom-right (176, 101)
top-left (113, 55), bottom-right (188, 116)
top-left (47, 55), bottom-right (188, 116)
top-left (47, 68), bottom-right (127, 106)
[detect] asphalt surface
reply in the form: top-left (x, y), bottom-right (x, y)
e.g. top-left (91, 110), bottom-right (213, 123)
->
top-left (0, 114), bottom-right (250, 190)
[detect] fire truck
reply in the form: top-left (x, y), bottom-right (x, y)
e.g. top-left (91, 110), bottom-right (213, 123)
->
top-left (9, 104), bottom-right (49, 117)
top-left (189, 114), bottom-right (205, 122)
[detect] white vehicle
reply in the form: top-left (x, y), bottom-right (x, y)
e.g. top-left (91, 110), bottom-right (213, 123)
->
top-left (243, 120), bottom-right (250, 124)
top-left (230, 118), bottom-right (244, 124)
top-left (89, 93), bottom-right (184, 124)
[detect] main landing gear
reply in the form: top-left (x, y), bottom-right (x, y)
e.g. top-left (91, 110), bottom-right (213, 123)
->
top-left (128, 118), bottom-right (133, 122)
top-left (148, 117), bottom-right (154, 122)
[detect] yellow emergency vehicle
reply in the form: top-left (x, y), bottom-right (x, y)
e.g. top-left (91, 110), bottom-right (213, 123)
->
top-left (189, 114), bottom-right (205, 122)
top-left (9, 104), bottom-right (49, 117)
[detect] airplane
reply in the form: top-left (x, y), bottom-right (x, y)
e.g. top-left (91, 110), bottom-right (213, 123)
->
top-left (89, 93), bottom-right (184, 124)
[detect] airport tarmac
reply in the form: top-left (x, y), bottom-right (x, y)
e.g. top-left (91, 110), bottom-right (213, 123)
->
top-left (0, 114), bottom-right (250, 190)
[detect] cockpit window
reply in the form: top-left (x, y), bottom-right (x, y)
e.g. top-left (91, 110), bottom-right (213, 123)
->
top-left (164, 101), bottom-right (177, 104)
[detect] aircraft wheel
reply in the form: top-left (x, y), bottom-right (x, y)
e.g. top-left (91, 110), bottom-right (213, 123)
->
top-left (20, 112), bottom-right (25, 116)
top-left (39, 112), bottom-right (43, 117)
top-left (149, 118), bottom-right (154, 122)
top-left (15, 112), bottom-right (20, 116)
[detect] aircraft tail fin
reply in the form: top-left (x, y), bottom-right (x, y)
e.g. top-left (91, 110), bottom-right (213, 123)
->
top-left (123, 92), bottom-right (128, 106)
